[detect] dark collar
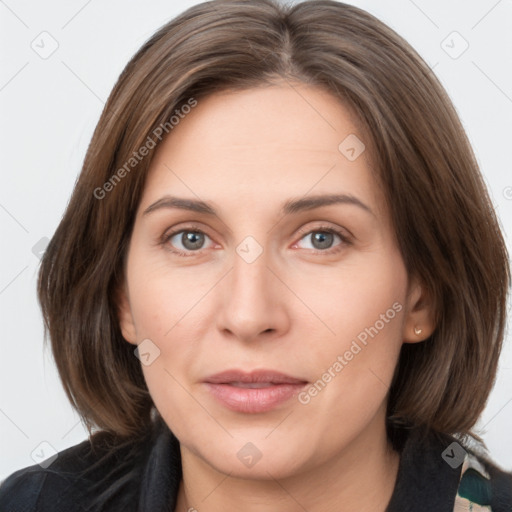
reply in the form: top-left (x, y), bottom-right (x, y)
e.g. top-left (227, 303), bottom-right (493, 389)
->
top-left (137, 417), bottom-right (182, 512)
top-left (385, 426), bottom-right (463, 511)
top-left (137, 417), bottom-right (463, 511)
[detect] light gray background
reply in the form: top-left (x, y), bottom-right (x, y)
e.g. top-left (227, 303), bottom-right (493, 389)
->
top-left (1, 0), bottom-right (511, 480)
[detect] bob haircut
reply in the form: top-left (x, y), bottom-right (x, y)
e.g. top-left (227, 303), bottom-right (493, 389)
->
top-left (38, 0), bottom-right (510, 443)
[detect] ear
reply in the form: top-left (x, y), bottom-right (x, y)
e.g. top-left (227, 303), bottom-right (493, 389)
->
top-left (115, 280), bottom-right (138, 345)
top-left (402, 275), bottom-right (436, 343)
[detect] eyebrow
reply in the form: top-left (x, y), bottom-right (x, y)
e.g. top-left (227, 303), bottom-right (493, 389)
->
top-left (142, 193), bottom-right (374, 218)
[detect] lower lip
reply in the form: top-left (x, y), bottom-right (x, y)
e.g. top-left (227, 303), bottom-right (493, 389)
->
top-left (204, 382), bottom-right (307, 413)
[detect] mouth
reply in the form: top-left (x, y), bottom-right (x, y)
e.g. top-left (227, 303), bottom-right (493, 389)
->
top-left (203, 369), bottom-right (308, 413)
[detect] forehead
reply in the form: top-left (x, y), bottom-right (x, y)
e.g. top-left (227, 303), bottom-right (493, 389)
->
top-left (139, 84), bottom-right (386, 221)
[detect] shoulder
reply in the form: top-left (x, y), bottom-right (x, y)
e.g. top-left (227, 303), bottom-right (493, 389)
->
top-left (386, 423), bottom-right (511, 512)
top-left (454, 441), bottom-right (512, 512)
top-left (0, 463), bottom-right (48, 512)
top-left (0, 438), bottom-right (95, 512)
top-left (0, 430), bottom-right (153, 512)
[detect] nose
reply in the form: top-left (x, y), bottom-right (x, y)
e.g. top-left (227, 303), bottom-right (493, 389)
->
top-left (215, 243), bottom-right (290, 343)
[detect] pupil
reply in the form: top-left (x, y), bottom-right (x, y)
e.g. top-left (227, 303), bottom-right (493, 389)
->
top-left (183, 231), bottom-right (203, 249)
top-left (313, 232), bottom-right (333, 249)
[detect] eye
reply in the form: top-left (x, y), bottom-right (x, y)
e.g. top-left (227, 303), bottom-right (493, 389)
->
top-left (162, 228), bottom-right (215, 256)
top-left (293, 225), bottom-right (351, 254)
top-left (160, 224), bottom-right (352, 257)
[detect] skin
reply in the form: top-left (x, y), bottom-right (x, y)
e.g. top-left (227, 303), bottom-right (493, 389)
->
top-left (117, 82), bottom-right (435, 512)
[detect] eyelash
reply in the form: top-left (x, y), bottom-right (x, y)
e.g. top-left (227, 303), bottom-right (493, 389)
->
top-left (159, 224), bottom-right (352, 257)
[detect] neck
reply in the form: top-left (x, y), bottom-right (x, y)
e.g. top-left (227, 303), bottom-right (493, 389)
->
top-left (174, 418), bottom-right (401, 512)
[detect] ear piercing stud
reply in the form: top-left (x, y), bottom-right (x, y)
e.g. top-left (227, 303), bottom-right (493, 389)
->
top-left (414, 327), bottom-right (422, 335)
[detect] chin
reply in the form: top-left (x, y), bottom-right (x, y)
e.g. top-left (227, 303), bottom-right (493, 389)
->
top-left (190, 435), bottom-right (315, 480)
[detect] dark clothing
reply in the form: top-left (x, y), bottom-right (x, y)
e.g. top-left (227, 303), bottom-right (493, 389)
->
top-left (1, 415), bottom-right (511, 511)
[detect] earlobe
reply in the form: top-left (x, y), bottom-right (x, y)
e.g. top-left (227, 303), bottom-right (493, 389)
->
top-left (402, 276), bottom-right (436, 344)
top-left (116, 281), bottom-right (138, 345)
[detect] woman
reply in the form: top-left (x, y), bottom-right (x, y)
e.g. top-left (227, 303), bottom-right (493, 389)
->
top-left (1, 0), bottom-right (510, 510)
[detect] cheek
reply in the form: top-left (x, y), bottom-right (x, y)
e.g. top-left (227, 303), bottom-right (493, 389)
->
top-left (123, 262), bottom-right (202, 412)
top-left (295, 295), bottom-right (404, 456)
top-left (126, 251), bottom-right (213, 340)
top-left (129, 277), bottom-right (202, 383)
top-left (292, 246), bottom-right (406, 410)
top-left (292, 244), bottom-right (407, 352)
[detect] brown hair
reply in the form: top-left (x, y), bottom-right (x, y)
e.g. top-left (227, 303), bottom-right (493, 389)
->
top-left (38, 0), bottom-right (510, 443)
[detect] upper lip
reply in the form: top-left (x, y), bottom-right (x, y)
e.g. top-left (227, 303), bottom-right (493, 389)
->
top-left (204, 369), bottom-right (308, 385)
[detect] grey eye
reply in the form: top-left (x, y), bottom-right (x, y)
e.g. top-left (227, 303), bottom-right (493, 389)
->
top-left (309, 232), bottom-right (335, 250)
top-left (171, 231), bottom-right (208, 251)
top-left (297, 230), bottom-right (342, 251)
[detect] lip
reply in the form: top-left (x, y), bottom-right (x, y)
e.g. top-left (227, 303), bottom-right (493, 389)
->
top-left (203, 369), bottom-right (308, 413)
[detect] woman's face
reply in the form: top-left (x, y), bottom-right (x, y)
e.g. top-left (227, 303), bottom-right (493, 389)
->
top-left (118, 83), bottom-right (431, 479)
